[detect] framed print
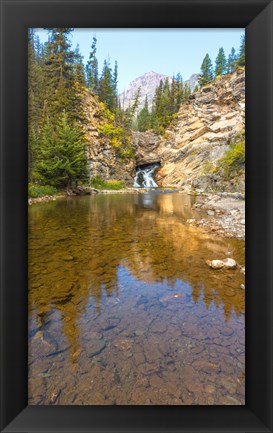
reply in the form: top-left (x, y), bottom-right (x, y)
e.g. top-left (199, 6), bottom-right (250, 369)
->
top-left (0, 0), bottom-right (272, 432)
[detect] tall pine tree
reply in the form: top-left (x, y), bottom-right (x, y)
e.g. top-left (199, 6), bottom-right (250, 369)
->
top-left (215, 47), bottom-right (227, 76)
top-left (74, 44), bottom-right (86, 87)
top-left (137, 96), bottom-right (151, 131)
top-left (43, 28), bottom-right (82, 123)
top-left (227, 47), bottom-right (237, 74)
top-left (86, 36), bottom-right (99, 92)
top-left (35, 113), bottom-right (88, 188)
top-left (236, 35), bottom-right (245, 67)
top-left (198, 54), bottom-right (214, 87)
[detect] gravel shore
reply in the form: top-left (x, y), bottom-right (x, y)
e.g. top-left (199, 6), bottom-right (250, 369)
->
top-left (187, 192), bottom-right (245, 240)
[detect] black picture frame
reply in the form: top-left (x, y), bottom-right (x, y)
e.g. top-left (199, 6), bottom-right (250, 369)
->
top-left (0, 0), bottom-right (272, 432)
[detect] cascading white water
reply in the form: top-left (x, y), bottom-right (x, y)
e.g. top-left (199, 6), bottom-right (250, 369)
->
top-left (133, 163), bottom-right (160, 188)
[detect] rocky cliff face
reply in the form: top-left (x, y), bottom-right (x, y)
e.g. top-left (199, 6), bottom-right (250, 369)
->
top-left (132, 131), bottom-right (162, 166)
top-left (82, 90), bottom-right (134, 183)
top-left (132, 68), bottom-right (245, 191)
top-left (82, 69), bottom-right (244, 191)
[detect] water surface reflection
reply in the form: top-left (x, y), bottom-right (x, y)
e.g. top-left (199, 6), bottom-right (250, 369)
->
top-left (28, 192), bottom-right (245, 405)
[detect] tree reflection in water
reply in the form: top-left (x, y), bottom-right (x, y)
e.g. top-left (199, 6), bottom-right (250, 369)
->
top-left (28, 192), bottom-right (245, 405)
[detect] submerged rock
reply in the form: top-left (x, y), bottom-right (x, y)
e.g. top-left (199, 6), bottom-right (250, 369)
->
top-left (206, 258), bottom-right (237, 270)
top-left (88, 332), bottom-right (106, 357)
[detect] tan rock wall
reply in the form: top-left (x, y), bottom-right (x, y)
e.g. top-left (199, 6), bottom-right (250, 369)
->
top-left (82, 90), bottom-right (134, 184)
top-left (156, 68), bottom-right (245, 188)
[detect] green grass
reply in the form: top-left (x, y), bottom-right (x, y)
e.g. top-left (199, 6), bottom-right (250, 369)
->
top-left (90, 176), bottom-right (126, 190)
top-left (28, 184), bottom-right (58, 198)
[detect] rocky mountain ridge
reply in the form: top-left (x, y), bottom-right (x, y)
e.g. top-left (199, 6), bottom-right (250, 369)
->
top-left (118, 70), bottom-right (199, 113)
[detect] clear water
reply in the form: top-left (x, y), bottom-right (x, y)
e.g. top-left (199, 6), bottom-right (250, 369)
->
top-left (28, 192), bottom-right (245, 405)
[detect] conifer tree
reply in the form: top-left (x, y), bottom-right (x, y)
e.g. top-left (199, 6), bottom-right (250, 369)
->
top-left (215, 47), bottom-right (227, 76)
top-left (86, 36), bottom-right (99, 92)
top-left (98, 59), bottom-right (117, 111)
top-left (227, 47), bottom-right (237, 74)
top-left (74, 44), bottom-right (86, 87)
top-left (236, 35), bottom-right (245, 67)
top-left (28, 30), bottom-right (45, 178)
top-left (198, 54), bottom-right (214, 87)
top-left (174, 73), bottom-right (184, 110)
top-left (194, 84), bottom-right (199, 92)
top-left (35, 113), bottom-right (88, 188)
top-left (137, 96), bottom-right (151, 131)
top-left (183, 83), bottom-right (191, 100)
top-left (43, 28), bottom-right (81, 122)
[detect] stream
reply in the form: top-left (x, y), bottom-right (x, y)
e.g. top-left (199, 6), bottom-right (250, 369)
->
top-left (28, 191), bottom-right (245, 405)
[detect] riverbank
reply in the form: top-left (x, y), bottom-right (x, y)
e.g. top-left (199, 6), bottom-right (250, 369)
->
top-left (28, 188), bottom-right (245, 241)
top-left (186, 192), bottom-right (245, 240)
top-left (28, 187), bottom-right (154, 205)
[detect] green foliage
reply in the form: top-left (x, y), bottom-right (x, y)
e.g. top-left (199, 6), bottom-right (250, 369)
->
top-left (217, 140), bottom-right (245, 176)
top-left (236, 35), bottom-right (245, 67)
top-left (98, 123), bottom-right (123, 138)
top-left (86, 36), bottom-right (99, 92)
top-left (215, 47), bottom-right (227, 76)
top-left (90, 176), bottom-right (125, 190)
top-left (35, 113), bottom-right (89, 188)
top-left (193, 84), bottom-right (199, 92)
top-left (137, 96), bottom-right (151, 131)
top-left (198, 54), bottom-right (214, 87)
top-left (98, 121), bottom-right (134, 159)
top-left (98, 59), bottom-right (118, 111)
top-left (74, 44), bottom-right (86, 87)
top-left (202, 161), bottom-right (218, 175)
top-left (227, 47), bottom-right (237, 74)
top-left (28, 184), bottom-right (58, 198)
top-left (148, 74), bottom-right (191, 134)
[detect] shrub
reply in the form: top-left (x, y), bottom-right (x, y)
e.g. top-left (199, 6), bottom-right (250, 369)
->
top-left (90, 176), bottom-right (125, 190)
top-left (28, 184), bottom-right (58, 198)
top-left (218, 140), bottom-right (245, 175)
top-left (202, 161), bottom-right (218, 175)
top-left (98, 123), bottom-right (123, 138)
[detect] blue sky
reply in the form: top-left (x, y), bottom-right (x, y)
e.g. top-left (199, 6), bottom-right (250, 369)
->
top-left (34, 28), bottom-right (244, 93)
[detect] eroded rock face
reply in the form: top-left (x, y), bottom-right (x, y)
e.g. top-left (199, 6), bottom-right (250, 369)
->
top-left (131, 131), bottom-right (161, 166)
top-left (82, 69), bottom-right (245, 191)
top-left (82, 89), bottom-right (134, 184)
top-left (156, 69), bottom-right (245, 189)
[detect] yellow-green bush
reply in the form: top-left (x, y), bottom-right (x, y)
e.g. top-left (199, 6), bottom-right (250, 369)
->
top-left (90, 176), bottom-right (125, 190)
top-left (202, 161), bottom-right (218, 175)
top-left (218, 140), bottom-right (245, 175)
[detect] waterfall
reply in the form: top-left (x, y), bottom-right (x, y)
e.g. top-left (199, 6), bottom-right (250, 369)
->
top-left (134, 163), bottom-right (160, 188)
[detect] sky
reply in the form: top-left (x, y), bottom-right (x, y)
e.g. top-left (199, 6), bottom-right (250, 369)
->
top-left (34, 28), bottom-right (244, 93)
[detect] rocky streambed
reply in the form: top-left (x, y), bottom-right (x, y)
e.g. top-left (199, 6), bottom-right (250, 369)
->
top-left (186, 192), bottom-right (245, 240)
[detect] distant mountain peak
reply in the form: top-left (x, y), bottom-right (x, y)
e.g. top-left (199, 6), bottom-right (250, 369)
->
top-left (118, 71), bottom-right (172, 113)
top-left (118, 70), bottom-right (199, 113)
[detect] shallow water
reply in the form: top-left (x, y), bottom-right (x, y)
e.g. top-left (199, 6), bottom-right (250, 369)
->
top-left (28, 191), bottom-right (245, 405)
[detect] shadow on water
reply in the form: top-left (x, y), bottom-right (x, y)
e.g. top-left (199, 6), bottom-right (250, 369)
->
top-left (28, 192), bottom-right (245, 405)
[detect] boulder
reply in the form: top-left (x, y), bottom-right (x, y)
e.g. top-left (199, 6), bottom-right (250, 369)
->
top-left (206, 258), bottom-right (237, 270)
